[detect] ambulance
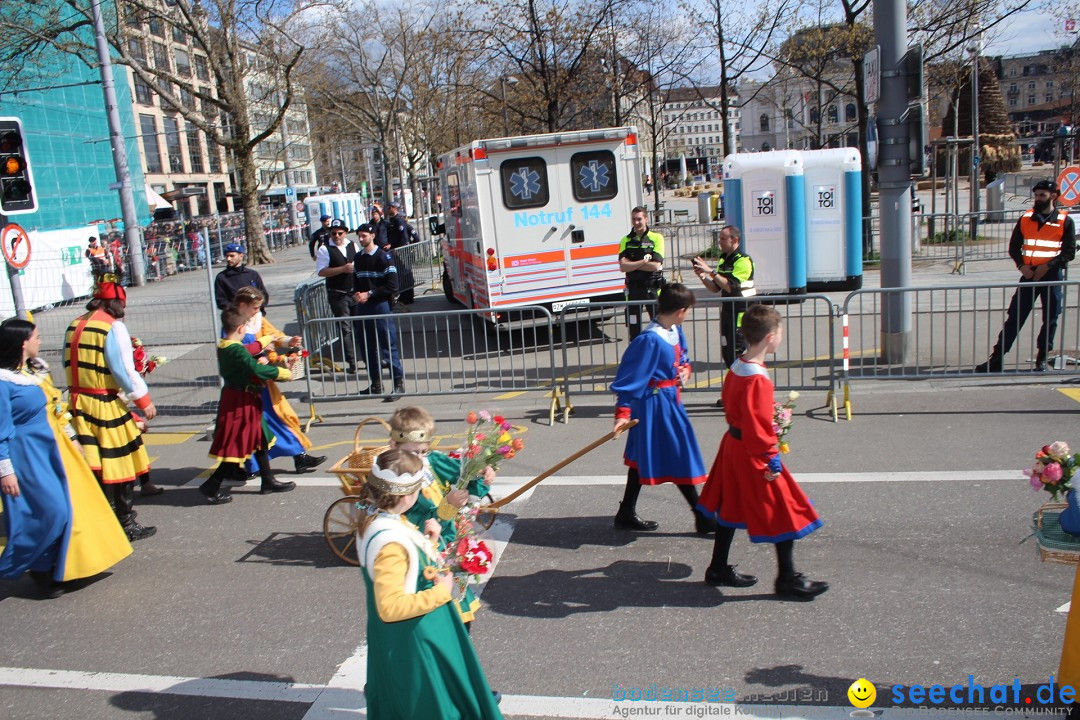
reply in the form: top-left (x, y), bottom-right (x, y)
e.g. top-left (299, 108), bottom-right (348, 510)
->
top-left (436, 127), bottom-right (643, 321)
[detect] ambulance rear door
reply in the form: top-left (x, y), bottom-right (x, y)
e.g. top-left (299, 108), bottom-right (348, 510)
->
top-left (483, 138), bottom-right (629, 309)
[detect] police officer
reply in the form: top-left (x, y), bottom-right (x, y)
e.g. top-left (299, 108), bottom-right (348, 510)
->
top-left (619, 206), bottom-right (666, 339)
top-left (693, 225), bottom-right (756, 397)
top-left (315, 219), bottom-right (358, 373)
top-left (976, 179), bottom-right (1076, 372)
top-left (308, 214), bottom-right (333, 259)
top-left (352, 223), bottom-right (404, 397)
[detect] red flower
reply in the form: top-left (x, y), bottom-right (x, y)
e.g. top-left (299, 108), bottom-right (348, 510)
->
top-left (493, 415), bottom-right (505, 424)
top-left (455, 537), bottom-right (493, 575)
top-left (466, 412), bottom-right (478, 424)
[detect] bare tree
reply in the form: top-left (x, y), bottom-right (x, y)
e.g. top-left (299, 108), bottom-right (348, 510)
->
top-left (685, 0), bottom-right (794, 157)
top-left (468, 0), bottom-right (623, 132)
top-left (0, 0), bottom-right (329, 264)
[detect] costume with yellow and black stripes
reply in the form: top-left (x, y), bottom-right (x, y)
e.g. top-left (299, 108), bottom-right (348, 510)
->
top-left (64, 310), bottom-right (150, 484)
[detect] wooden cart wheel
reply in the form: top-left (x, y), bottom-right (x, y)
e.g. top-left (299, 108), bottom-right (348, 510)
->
top-left (475, 493), bottom-right (498, 530)
top-left (323, 496), bottom-right (363, 566)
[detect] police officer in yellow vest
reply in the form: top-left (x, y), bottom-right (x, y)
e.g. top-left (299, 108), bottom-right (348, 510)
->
top-left (619, 206), bottom-right (666, 339)
top-left (693, 225), bottom-right (756, 375)
top-left (976, 179), bottom-right (1076, 372)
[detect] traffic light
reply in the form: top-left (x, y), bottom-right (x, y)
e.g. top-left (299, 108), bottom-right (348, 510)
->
top-left (0, 117), bottom-right (36, 215)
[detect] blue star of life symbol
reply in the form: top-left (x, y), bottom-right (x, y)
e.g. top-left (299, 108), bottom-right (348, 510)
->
top-left (579, 161), bottom-right (610, 193)
top-left (509, 167), bottom-right (542, 200)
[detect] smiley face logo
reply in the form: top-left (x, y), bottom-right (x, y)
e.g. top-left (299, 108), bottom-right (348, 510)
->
top-left (847, 678), bottom-right (876, 709)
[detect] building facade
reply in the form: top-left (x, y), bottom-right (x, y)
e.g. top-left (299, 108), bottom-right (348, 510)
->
top-left (660, 86), bottom-right (740, 181)
top-left (739, 75), bottom-right (861, 155)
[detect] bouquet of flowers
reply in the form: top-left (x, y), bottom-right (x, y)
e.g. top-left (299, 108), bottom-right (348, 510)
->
top-left (1023, 441), bottom-right (1077, 503)
top-left (772, 390), bottom-right (799, 454)
top-left (452, 410), bottom-right (525, 491)
top-left (441, 506), bottom-right (496, 599)
top-left (131, 337), bottom-right (167, 377)
top-left (265, 345), bottom-right (309, 380)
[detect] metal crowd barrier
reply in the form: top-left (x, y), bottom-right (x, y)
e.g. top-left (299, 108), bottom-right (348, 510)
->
top-left (840, 280), bottom-right (1080, 415)
top-left (953, 209), bottom-right (1025, 272)
top-left (555, 295), bottom-right (838, 421)
top-left (296, 307), bottom-right (560, 422)
top-left (389, 238), bottom-right (443, 298)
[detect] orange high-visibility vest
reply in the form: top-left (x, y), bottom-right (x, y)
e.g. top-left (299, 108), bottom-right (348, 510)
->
top-left (1020, 209), bottom-right (1068, 266)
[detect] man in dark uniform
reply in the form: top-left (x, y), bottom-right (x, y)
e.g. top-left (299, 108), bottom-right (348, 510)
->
top-left (369, 205), bottom-right (390, 249)
top-left (618, 206), bottom-right (666, 339)
top-left (315, 219), bottom-right (358, 374)
top-left (385, 201), bottom-right (419, 304)
top-left (352, 223), bottom-right (405, 397)
top-left (214, 243), bottom-right (268, 311)
top-left (308, 214), bottom-right (333, 259)
top-left (693, 225), bottom-right (757, 371)
top-left (976, 179), bottom-right (1076, 372)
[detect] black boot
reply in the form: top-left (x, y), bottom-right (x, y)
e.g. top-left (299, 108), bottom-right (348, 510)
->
top-left (613, 501), bottom-right (659, 531)
top-left (256, 450), bottom-right (295, 494)
top-left (293, 453), bottom-right (326, 473)
top-left (359, 382), bottom-right (383, 396)
top-left (974, 352), bottom-right (1003, 373)
top-left (29, 570), bottom-right (64, 599)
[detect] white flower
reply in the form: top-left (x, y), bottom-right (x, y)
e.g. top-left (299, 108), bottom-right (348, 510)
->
top-left (787, 390), bottom-right (800, 403)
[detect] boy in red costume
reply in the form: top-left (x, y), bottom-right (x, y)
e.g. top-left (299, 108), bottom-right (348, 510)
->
top-left (696, 304), bottom-right (828, 599)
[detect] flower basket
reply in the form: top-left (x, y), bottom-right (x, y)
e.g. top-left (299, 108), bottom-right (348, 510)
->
top-left (283, 352), bottom-right (306, 381)
top-left (327, 417), bottom-right (392, 496)
top-left (1032, 503), bottom-right (1080, 566)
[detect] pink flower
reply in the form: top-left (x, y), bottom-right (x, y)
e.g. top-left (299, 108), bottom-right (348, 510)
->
top-left (1043, 462), bottom-right (1064, 483)
top-left (1031, 474), bottom-right (1044, 490)
top-left (475, 433), bottom-right (486, 441)
top-left (501, 421), bottom-right (512, 431)
top-left (479, 410), bottom-right (491, 421)
top-left (497, 445), bottom-right (510, 455)
top-left (1049, 441), bottom-right (1071, 457)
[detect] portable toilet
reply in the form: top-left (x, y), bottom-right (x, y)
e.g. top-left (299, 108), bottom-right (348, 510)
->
top-left (722, 151), bottom-right (806, 294)
top-left (304, 193), bottom-right (367, 231)
top-left (801, 148), bottom-right (863, 291)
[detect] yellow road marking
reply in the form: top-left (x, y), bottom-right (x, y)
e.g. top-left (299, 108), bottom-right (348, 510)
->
top-left (143, 432), bottom-right (195, 446)
top-left (497, 364), bottom-right (619, 400)
top-left (1058, 389), bottom-right (1080, 404)
top-left (308, 425), bottom-right (528, 453)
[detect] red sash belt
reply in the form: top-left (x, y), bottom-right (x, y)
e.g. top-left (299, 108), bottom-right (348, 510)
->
top-left (648, 379), bottom-right (680, 388)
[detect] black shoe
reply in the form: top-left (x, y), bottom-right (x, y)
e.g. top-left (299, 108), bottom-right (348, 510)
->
top-left (359, 384), bottom-right (383, 396)
top-left (775, 573), bottom-right (829, 599)
top-left (260, 477), bottom-right (296, 494)
top-left (974, 355), bottom-right (1003, 373)
top-left (199, 487), bottom-right (233, 505)
top-left (1035, 359), bottom-right (1048, 372)
top-left (705, 565), bottom-right (758, 588)
top-left (345, 364), bottom-right (357, 374)
top-left (613, 502), bottom-right (659, 531)
top-left (694, 510), bottom-right (719, 534)
top-left (293, 453), bottom-right (326, 473)
top-left (393, 380), bottom-right (406, 395)
top-left (125, 522), bottom-right (157, 541)
top-left (29, 570), bottom-right (64, 599)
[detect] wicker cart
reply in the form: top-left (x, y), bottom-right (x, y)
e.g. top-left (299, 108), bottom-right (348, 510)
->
top-left (322, 418), bottom-right (391, 566)
top-left (1033, 503), bottom-right (1080, 566)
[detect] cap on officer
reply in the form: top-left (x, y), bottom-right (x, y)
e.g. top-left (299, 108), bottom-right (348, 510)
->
top-left (388, 201), bottom-right (401, 209)
top-left (1033, 179), bottom-right (1059, 194)
top-left (328, 219), bottom-right (350, 232)
top-left (320, 213), bottom-right (332, 221)
top-left (369, 205), bottom-right (382, 215)
top-left (355, 223), bottom-right (375, 235)
top-left (224, 242), bottom-right (245, 254)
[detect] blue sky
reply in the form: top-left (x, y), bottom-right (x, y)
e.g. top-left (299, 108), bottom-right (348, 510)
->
top-left (982, 11), bottom-right (1072, 57)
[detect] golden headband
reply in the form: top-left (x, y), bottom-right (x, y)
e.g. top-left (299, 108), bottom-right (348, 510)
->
top-left (368, 463), bottom-right (425, 495)
top-left (391, 428), bottom-right (430, 443)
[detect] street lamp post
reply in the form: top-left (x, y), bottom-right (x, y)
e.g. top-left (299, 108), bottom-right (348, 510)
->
top-left (968, 28), bottom-right (982, 219)
top-left (499, 76), bottom-right (518, 136)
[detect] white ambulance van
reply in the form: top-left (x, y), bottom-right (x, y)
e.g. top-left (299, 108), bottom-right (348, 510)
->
top-left (436, 127), bottom-right (643, 321)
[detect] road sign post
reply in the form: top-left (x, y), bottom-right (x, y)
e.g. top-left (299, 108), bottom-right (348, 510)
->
top-left (1057, 166), bottom-right (1080, 207)
top-left (2, 219), bottom-right (30, 319)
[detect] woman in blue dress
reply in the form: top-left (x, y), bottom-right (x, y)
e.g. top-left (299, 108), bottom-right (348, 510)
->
top-left (0, 319), bottom-right (73, 598)
top-left (610, 283), bottom-right (716, 534)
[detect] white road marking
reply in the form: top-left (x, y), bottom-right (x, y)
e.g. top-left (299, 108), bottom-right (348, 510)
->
top-left (182, 471), bottom-right (1022, 491)
top-left (300, 645), bottom-right (367, 719)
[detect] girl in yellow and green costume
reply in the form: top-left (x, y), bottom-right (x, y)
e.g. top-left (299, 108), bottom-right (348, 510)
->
top-left (357, 448), bottom-right (502, 719)
top-left (390, 406), bottom-right (493, 626)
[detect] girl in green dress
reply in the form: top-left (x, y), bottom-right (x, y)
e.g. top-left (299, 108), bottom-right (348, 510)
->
top-left (357, 449), bottom-right (503, 719)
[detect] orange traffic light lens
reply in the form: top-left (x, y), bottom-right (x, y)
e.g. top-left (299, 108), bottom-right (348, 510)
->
top-left (2, 156), bottom-right (24, 175)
